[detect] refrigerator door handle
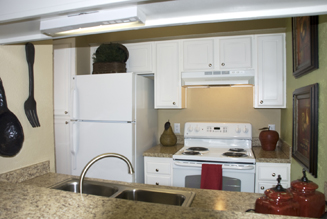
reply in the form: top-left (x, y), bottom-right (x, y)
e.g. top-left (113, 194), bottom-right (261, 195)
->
top-left (72, 84), bottom-right (78, 119)
top-left (70, 120), bottom-right (79, 170)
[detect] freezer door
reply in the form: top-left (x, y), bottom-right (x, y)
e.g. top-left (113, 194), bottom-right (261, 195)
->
top-left (73, 73), bottom-right (134, 121)
top-left (71, 121), bottom-right (135, 182)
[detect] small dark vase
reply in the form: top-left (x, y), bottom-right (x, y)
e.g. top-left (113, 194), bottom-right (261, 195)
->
top-left (259, 129), bottom-right (279, 151)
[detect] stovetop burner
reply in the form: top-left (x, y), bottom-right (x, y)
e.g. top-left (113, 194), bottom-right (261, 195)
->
top-left (186, 147), bottom-right (208, 151)
top-left (182, 151), bottom-right (201, 155)
top-left (222, 152), bottom-right (248, 157)
top-left (229, 148), bottom-right (246, 152)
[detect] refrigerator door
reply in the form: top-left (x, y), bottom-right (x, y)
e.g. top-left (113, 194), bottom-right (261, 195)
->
top-left (73, 73), bottom-right (134, 121)
top-left (71, 121), bottom-right (135, 182)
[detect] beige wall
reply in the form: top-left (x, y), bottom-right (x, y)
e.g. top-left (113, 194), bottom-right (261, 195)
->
top-left (158, 87), bottom-right (281, 137)
top-left (0, 41), bottom-right (55, 174)
top-left (281, 15), bottom-right (327, 192)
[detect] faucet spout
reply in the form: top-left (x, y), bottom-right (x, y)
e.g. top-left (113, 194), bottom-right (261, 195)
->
top-left (79, 153), bottom-right (134, 195)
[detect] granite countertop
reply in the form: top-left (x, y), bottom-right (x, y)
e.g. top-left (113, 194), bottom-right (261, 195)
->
top-left (0, 172), bottom-right (308, 219)
top-left (143, 144), bottom-right (183, 157)
top-left (144, 141), bottom-right (291, 164)
top-left (252, 146), bottom-right (290, 163)
top-left (252, 139), bottom-right (291, 163)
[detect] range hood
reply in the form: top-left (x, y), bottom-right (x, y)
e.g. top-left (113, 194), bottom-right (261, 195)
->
top-left (40, 6), bottom-right (146, 37)
top-left (181, 70), bottom-right (255, 86)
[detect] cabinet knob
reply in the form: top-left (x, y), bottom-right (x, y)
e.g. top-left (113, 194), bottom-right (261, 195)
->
top-left (65, 111), bottom-right (68, 114)
top-left (65, 121), bottom-right (69, 124)
top-left (156, 169), bottom-right (159, 172)
top-left (272, 173), bottom-right (276, 177)
top-left (221, 63), bottom-right (225, 66)
top-left (260, 186), bottom-right (265, 190)
top-left (209, 63), bottom-right (212, 67)
top-left (172, 102), bottom-right (176, 105)
top-left (260, 100), bottom-right (263, 104)
top-left (156, 182), bottom-right (159, 185)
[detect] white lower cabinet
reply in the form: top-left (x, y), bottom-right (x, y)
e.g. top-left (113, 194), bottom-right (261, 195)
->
top-left (54, 116), bottom-right (71, 175)
top-left (255, 162), bottom-right (290, 193)
top-left (144, 157), bottom-right (173, 186)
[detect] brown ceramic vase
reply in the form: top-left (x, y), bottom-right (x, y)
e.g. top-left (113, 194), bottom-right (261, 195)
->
top-left (259, 130), bottom-right (279, 151)
top-left (255, 175), bottom-right (300, 216)
top-left (288, 169), bottom-right (325, 218)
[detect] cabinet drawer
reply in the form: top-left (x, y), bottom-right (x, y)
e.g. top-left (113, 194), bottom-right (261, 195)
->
top-left (257, 165), bottom-right (290, 181)
top-left (146, 175), bottom-right (171, 186)
top-left (146, 162), bottom-right (171, 174)
top-left (257, 182), bottom-right (289, 194)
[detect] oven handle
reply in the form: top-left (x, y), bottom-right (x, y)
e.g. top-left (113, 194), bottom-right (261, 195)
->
top-left (174, 161), bottom-right (255, 170)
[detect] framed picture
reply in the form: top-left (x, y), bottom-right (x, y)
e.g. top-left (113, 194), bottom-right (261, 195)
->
top-left (292, 16), bottom-right (319, 78)
top-left (292, 83), bottom-right (318, 177)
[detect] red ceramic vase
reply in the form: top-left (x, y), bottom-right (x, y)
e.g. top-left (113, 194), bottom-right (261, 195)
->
top-left (255, 175), bottom-right (300, 216)
top-left (259, 130), bottom-right (279, 151)
top-left (288, 169), bottom-right (325, 218)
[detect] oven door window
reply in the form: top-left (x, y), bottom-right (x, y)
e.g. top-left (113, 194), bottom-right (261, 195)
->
top-left (184, 175), bottom-right (241, 191)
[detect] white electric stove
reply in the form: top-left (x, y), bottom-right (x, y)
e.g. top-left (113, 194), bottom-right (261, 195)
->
top-left (172, 122), bottom-right (256, 193)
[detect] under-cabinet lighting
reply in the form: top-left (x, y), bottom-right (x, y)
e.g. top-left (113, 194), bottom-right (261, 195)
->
top-left (40, 6), bottom-right (146, 37)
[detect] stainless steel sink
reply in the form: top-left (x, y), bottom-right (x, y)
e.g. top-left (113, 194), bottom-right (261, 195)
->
top-left (115, 188), bottom-right (192, 206)
top-left (50, 179), bottom-right (119, 197)
top-left (50, 178), bottom-right (195, 207)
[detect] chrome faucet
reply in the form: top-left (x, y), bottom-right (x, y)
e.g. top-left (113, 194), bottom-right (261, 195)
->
top-left (79, 153), bottom-right (134, 195)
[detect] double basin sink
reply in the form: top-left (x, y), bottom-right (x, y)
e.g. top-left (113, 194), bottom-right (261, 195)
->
top-left (50, 178), bottom-right (195, 207)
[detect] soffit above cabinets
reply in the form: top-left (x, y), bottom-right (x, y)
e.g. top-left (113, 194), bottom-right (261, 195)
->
top-left (1, 0), bottom-right (327, 44)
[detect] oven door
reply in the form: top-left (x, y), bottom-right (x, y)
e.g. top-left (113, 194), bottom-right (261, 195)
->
top-left (173, 161), bottom-right (255, 193)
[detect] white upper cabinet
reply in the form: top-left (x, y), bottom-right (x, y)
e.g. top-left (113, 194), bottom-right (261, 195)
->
top-left (53, 38), bottom-right (76, 116)
top-left (183, 39), bottom-right (214, 71)
top-left (217, 36), bottom-right (253, 69)
top-left (254, 34), bottom-right (285, 108)
top-left (125, 42), bottom-right (155, 73)
top-left (155, 40), bottom-right (185, 109)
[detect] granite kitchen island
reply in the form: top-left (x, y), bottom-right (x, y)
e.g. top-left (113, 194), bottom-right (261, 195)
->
top-left (0, 172), bottom-right (308, 219)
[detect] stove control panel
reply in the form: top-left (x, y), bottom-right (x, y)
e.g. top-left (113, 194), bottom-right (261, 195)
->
top-left (184, 122), bottom-right (252, 139)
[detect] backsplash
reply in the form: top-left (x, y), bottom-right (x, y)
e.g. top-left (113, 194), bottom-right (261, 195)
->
top-left (0, 161), bottom-right (50, 183)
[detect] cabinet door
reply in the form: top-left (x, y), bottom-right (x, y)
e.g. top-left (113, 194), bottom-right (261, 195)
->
top-left (155, 41), bottom-right (184, 108)
top-left (218, 36), bottom-right (252, 69)
top-left (54, 116), bottom-right (71, 175)
top-left (255, 34), bottom-right (285, 108)
top-left (53, 39), bottom-right (75, 116)
top-left (125, 42), bottom-right (154, 73)
top-left (183, 39), bottom-right (214, 71)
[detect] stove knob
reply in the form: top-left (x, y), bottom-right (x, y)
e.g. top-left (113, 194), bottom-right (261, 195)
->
top-left (195, 126), bottom-right (200, 132)
top-left (235, 126), bottom-right (241, 133)
top-left (243, 127), bottom-right (249, 133)
top-left (188, 126), bottom-right (193, 132)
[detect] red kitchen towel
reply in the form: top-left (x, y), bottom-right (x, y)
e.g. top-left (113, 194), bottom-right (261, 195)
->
top-left (200, 164), bottom-right (222, 190)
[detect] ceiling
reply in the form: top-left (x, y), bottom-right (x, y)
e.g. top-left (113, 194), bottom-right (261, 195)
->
top-left (1, 0), bottom-right (327, 44)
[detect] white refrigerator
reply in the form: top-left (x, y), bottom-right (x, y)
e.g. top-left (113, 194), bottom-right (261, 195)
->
top-left (70, 72), bottom-right (157, 183)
